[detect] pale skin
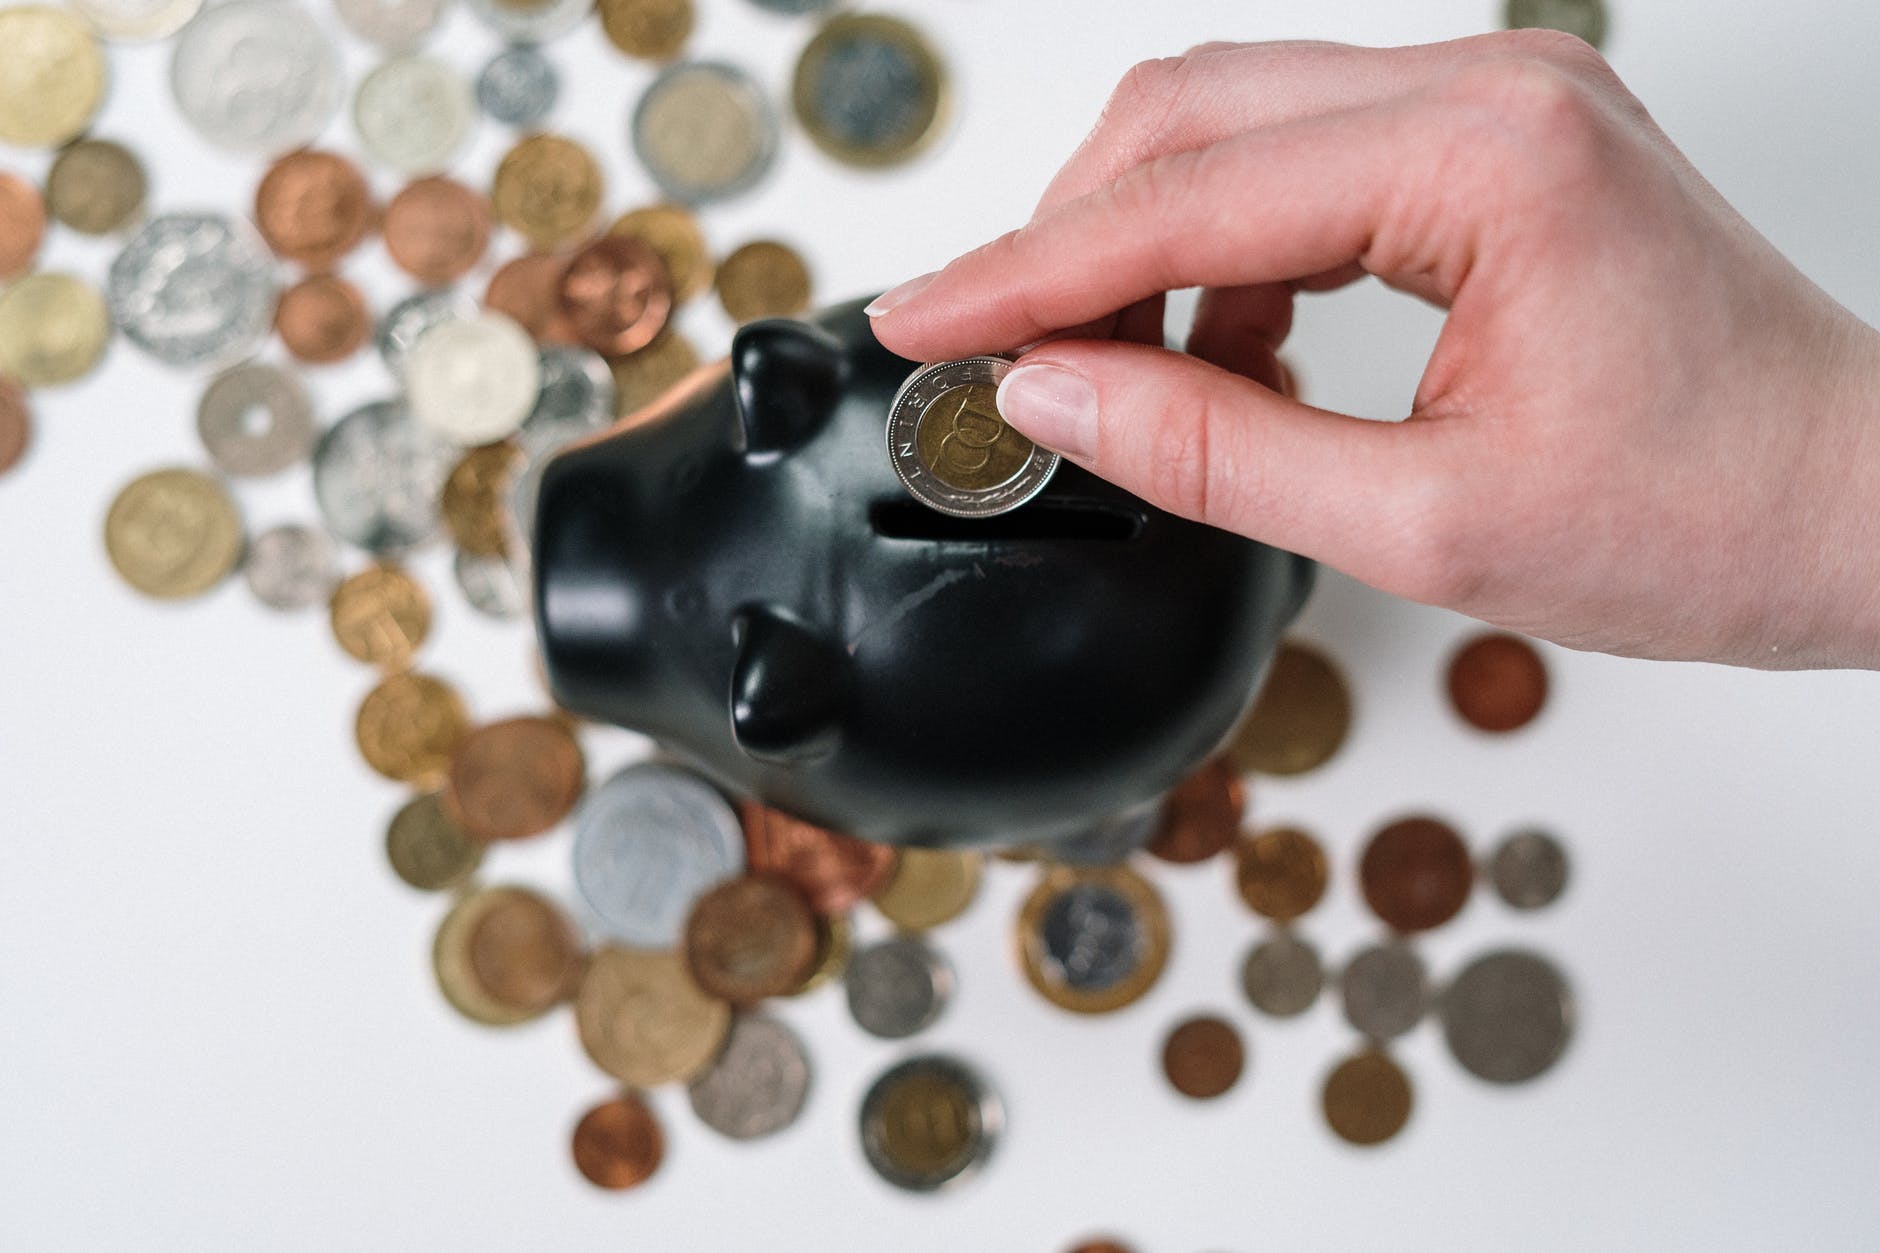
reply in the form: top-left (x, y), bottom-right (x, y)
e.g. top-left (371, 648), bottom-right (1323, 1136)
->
top-left (866, 32), bottom-right (1880, 671)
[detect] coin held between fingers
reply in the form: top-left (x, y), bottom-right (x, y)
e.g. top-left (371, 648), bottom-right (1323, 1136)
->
top-left (997, 363), bottom-right (1097, 462)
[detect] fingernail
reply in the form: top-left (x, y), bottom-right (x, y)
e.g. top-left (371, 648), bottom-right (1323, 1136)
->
top-left (997, 363), bottom-right (1098, 462)
top-left (864, 271), bottom-right (938, 318)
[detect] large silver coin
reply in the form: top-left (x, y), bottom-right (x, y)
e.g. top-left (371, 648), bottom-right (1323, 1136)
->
top-left (170, 0), bottom-right (340, 154)
top-left (845, 936), bottom-right (953, 1039)
top-left (108, 214), bottom-right (277, 369)
top-left (1441, 949), bottom-right (1574, 1084)
top-left (632, 61), bottom-right (779, 205)
top-left (476, 44), bottom-right (558, 128)
top-left (243, 523), bottom-right (338, 611)
top-left (335, 0), bottom-right (447, 49)
top-left (888, 357), bottom-right (1059, 518)
top-left (377, 288), bottom-right (472, 379)
top-left (312, 399), bottom-right (456, 554)
top-left (572, 762), bottom-right (746, 948)
top-left (453, 549), bottom-right (529, 620)
top-left (406, 312), bottom-right (540, 445)
top-left (1047, 802), bottom-right (1159, 867)
top-left (686, 1014), bottom-right (812, 1140)
top-left (197, 361), bottom-right (314, 477)
top-left (1240, 933), bottom-right (1323, 1018)
top-left (353, 55), bottom-right (474, 175)
top-left (859, 1054), bottom-right (1001, 1192)
top-left (1489, 827), bottom-right (1570, 910)
top-left (1505, 0), bottom-right (1608, 48)
top-left (464, 0), bottom-right (588, 43)
top-left (1340, 941), bottom-right (1429, 1042)
top-left (75, 0), bottom-right (203, 41)
top-left (1039, 882), bottom-right (1143, 993)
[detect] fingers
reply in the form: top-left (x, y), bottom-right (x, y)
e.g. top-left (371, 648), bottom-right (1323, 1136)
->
top-left (1186, 284), bottom-right (1292, 393)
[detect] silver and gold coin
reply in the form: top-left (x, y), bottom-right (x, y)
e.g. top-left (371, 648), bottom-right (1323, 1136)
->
top-left (859, 1053), bottom-right (1001, 1192)
top-left (631, 60), bottom-right (778, 204)
top-left (793, 13), bottom-right (948, 168)
top-left (888, 357), bottom-right (1059, 518)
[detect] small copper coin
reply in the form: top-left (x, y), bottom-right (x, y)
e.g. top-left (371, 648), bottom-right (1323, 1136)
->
top-left (739, 800), bottom-right (896, 915)
top-left (46, 138), bottom-right (145, 236)
top-left (354, 671), bottom-right (468, 785)
top-left (559, 234), bottom-right (673, 356)
top-left (433, 885), bottom-right (582, 1025)
top-left (609, 203), bottom-right (710, 304)
top-left (485, 252), bottom-right (578, 344)
top-left (684, 874), bottom-right (819, 1004)
top-left (330, 562), bottom-right (431, 668)
top-left (1322, 1049), bottom-right (1413, 1147)
top-left (1360, 816), bottom-right (1473, 933)
top-left (1447, 631), bottom-right (1549, 732)
top-left (572, 1094), bottom-right (664, 1191)
top-left (442, 441), bottom-right (521, 557)
top-left (275, 273), bottom-right (371, 364)
top-left (0, 172), bottom-right (44, 280)
top-left (1225, 641), bottom-right (1353, 776)
top-left (1147, 757), bottom-right (1244, 864)
top-left (384, 176), bottom-right (490, 285)
top-left (254, 150), bottom-right (374, 270)
top-left (1065, 1242), bottom-right (1136, 1253)
top-left (715, 239), bottom-right (811, 323)
top-left (443, 715), bottom-right (586, 842)
top-left (0, 377), bottom-right (30, 476)
top-left (1234, 826), bottom-right (1329, 923)
top-left (1161, 1015), bottom-right (1245, 1099)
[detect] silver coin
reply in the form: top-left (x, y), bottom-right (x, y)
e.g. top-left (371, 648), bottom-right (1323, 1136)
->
top-left (242, 523), bottom-right (338, 611)
top-left (1240, 933), bottom-right (1324, 1018)
top-left (353, 55), bottom-right (474, 175)
top-left (312, 399), bottom-right (456, 554)
top-left (528, 345), bottom-right (616, 433)
top-left (572, 762), bottom-right (746, 948)
top-left (453, 549), bottom-right (530, 620)
top-left (1489, 827), bottom-right (1570, 910)
top-left (1441, 949), bottom-right (1574, 1084)
top-left (476, 44), bottom-right (558, 127)
top-left (335, 0), bottom-right (447, 49)
top-left (196, 362), bottom-right (314, 477)
top-left (108, 214), bottom-right (277, 370)
top-left (1505, 0), bottom-right (1608, 48)
top-left (74, 0), bottom-right (203, 41)
top-left (686, 1014), bottom-right (812, 1140)
top-left (888, 357), bottom-right (1059, 518)
top-left (1047, 802), bottom-right (1160, 867)
top-left (859, 1054), bottom-right (1001, 1192)
top-left (632, 61), bottom-right (780, 205)
top-left (170, 0), bottom-right (340, 155)
top-left (406, 312), bottom-right (541, 445)
top-left (1340, 941), bottom-right (1429, 1042)
top-left (1039, 882), bottom-right (1143, 993)
top-left (845, 936), bottom-right (953, 1039)
top-left (377, 288), bottom-right (472, 378)
top-left (464, 0), bottom-right (588, 42)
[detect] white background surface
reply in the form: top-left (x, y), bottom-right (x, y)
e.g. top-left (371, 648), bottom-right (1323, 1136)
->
top-left (4, 1), bottom-right (1880, 1250)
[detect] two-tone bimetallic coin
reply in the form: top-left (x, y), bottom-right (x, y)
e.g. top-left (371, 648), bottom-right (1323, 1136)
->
top-left (1017, 865), bottom-right (1169, 1014)
top-left (632, 61), bottom-right (778, 204)
top-left (312, 399), bottom-right (457, 553)
top-left (572, 762), bottom-right (746, 948)
top-left (197, 362), bottom-right (315, 477)
top-left (888, 356), bottom-right (1058, 518)
top-left (377, 288), bottom-right (473, 378)
top-left (406, 312), bottom-right (542, 445)
top-left (1340, 942), bottom-right (1429, 1042)
top-left (354, 55), bottom-right (474, 175)
top-left (845, 936), bottom-right (952, 1039)
top-left (793, 14), bottom-right (949, 167)
top-left (859, 1054), bottom-right (1000, 1192)
top-left (243, 523), bottom-right (339, 611)
top-left (476, 45), bottom-right (558, 128)
top-left (336, 0), bottom-right (446, 49)
top-left (1440, 949), bottom-right (1574, 1084)
top-left (687, 1014), bottom-right (812, 1140)
top-left (465, 0), bottom-right (590, 43)
top-left (108, 213), bottom-right (276, 370)
top-left (170, 0), bottom-right (339, 154)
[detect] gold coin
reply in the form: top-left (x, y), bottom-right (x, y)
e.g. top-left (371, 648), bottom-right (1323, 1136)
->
top-left (599, 0), bottom-right (692, 62)
top-left (491, 134), bottom-right (604, 251)
top-left (1233, 826), bottom-right (1329, 923)
top-left (0, 7), bottom-right (106, 149)
top-left (915, 382), bottom-right (1035, 492)
top-left (330, 563), bottom-right (432, 669)
top-left (715, 240), bottom-right (811, 323)
top-left (792, 13), bottom-right (947, 168)
top-left (870, 848), bottom-right (981, 931)
top-left (433, 886), bottom-right (584, 1026)
top-left (103, 467), bottom-right (243, 600)
top-left (46, 138), bottom-right (146, 236)
top-left (1322, 1049), bottom-right (1413, 1147)
top-left (441, 441), bottom-right (521, 557)
top-left (575, 945), bottom-right (730, 1087)
top-left (876, 1071), bottom-right (976, 1174)
top-left (1224, 640), bottom-right (1353, 776)
top-left (1016, 864), bottom-right (1170, 1015)
top-left (354, 671), bottom-right (469, 785)
top-left (386, 792), bottom-right (483, 891)
top-left (0, 272), bottom-right (110, 387)
top-left (792, 910), bottom-right (852, 996)
top-left (610, 329), bottom-right (700, 418)
top-left (609, 203), bottom-right (710, 305)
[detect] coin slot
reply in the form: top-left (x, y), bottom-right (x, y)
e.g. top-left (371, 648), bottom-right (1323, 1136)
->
top-left (869, 498), bottom-right (1143, 542)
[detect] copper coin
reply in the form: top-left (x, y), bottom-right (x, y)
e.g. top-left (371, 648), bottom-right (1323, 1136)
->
top-left (1447, 631), bottom-right (1548, 732)
top-left (738, 799), bottom-right (896, 915)
top-left (1160, 1014), bottom-right (1245, 1100)
top-left (1233, 826), bottom-right (1328, 923)
top-left (443, 715), bottom-right (586, 842)
top-left (442, 441), bottom-right (522, 557)
top-left (354, 671), bottom-right (468, 785)
top-left (572, 1093), bottom-right (664, 1190)
top-left (1359, 815), bottom-right (1472, 933)
top-left (253, 150), bottom-right (374, 271)
top-left (329, 562), bottom-right (431, 669)
top-left (275, 273), bottom-right (371, 364)
top-left (0, 376), bottom-right (29, 476)
top-left (0, 172), bottom-right (44, 280)
top-left (1065, 1242), bottom-right (1137, 1253)
top-left (1322, 1049), bottom-right (1413, 1147)
top-left (383, 176), bottom-right (490, 286)
top-left (558, 234), bottom-right (672, 356)
top-left (485, 252), bottom-right (578, 344)
top-left (1146, 757), bottom-right (1244, 864)
top-left (683, 874), bottom-right (818, 1004)
top-left (1225, 640), bottom-right (1352, 776)
top-left (466, 886), bottom-right (585, 1013)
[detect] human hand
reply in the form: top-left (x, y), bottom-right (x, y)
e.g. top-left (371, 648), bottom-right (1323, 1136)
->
top-left (866, 33), bottom-right (1880, 669)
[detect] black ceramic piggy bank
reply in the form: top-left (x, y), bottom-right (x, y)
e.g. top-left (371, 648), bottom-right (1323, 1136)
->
top-left (533, 297), bottom-right (1314, 849)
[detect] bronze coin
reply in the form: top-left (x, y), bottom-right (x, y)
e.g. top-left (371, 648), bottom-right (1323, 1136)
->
top-left (46, 138), bottom-right (145, 236)
top-left (329, 562), bottom-right (431, 669)
top-left (0, 375), bottom-right (30, 476)
top-left (466, 887), bottom-right (585, 1014)
top-left (442, 715), bottom-right (586, 842)
top-left (1146, 756), bottom-right (1245, 864)
top-left (442, 441), bottom-right (522, 557)
top-left (1233, 826), bottom-right (1328, 923)
top-left (275, 273), bottom-right (371, 364)
top-left (609, 203), bottom-right (711, 305)
top-left (354, 671), bottom-right (469, 786)
top-left (1160, 1014), bottom-right (1245, 1100)
top-left (738, 799), bottom-right (896, 915)
top-left (1065, 1242), bottom-right (1137, 1253)
top-left (485, 252), bottom-right (578, 344)
top-left (683, 874), bottom-right (818, 1004)
top-left (1447, 631), bottom-right (1548, 732)
top-left (1321, 1049), bottom-right (1413, 1147)
top-left (559, 234), bottom-right (673, 356)
top-left (571, 1093), bottom-right (664, 1190)
top-left (610, 327), bottom-right (699, 417)
top-left (253, 150), bottom-right (374, 270)
top-left (1224, 640), bottom-right (1352, 776)
top-left (383, 176), bottom-right (490, 286)
top-left (491, 133), bottom-right (603, 250)
top-left (0, 172), bottom-right (44, 280)
top-left (715, 239), bottom-right (811, 323)
top-left (1359, 815), bottom-right (1472, 933)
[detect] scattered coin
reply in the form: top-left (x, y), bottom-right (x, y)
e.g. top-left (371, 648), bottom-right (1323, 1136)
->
top-left (1488, 827), bottom-right (1570, 910)
top-left (1360, 815), bottom-right (1473, 933)
top-left (330, 563), bottom-right (432, 669)
top-left (384, 177), bottom-right (491, 286)
top-left (1240, 933), bottom-right (1323, 1018)
top-left (610, 329), bottom-right (701, 417)
top-left (108, 213), bottom-right (277, 369)
top-left (276, 275), bottom-right (372, 366)
top-left (378, 288), bottom-right (472, 378)
top-left (572, 762), bottom-right (746, 948)
top-left (1233, 826), bottom-right (1328, 923)
top-left (716, 240), bottom-right (812, 322)
top-left (740, 799), bottom-right (896, 914)
top-left (477, 45), bottom-right (559, 129)
top-left (0, 7), bottom-right (107, 149)
top-left (486, 254), bottom-right (579, 344)
top-left (46, 139), bottom-right (147, 236)
top-left (871, 847), bottom-right (980, 931)
top-left (353, 670), bottom-right (469, 785)
top-left (559, 235), bottom-right (673, 356)
top-left (600, 0), bottom-right (692, 60)
top-left (687, 1013), bottom-right (812, 1140)
top-left (571, 1093), bottom-right (664, 1191)
top-left (632, 60), bottom-right (779, 204)
top-left (354, 55), bottom-right (475, 176)
top-left (336, 0), bottom-right (445, 48)
top-left (1224, 640), bottom-right (1352, 775)
top-left (72, 0), bottom-right (203, 42)
top-left (845, 935), bottom-right (952, 1039)
top-left (169, 0), bottom-right (339, 155)
top-left (253, 150), bottom-right (375, 270)
top-left (1147, 757), bottom-right (1245, 864)
top-left (888, 356), bottom-right (1060, 519)
top-left (433, 884), bottom-right (583, 1025)
top-left (575, 945), bottom-right (731, 1086)
top-left (492, 134), bottom-right (604, 250)
top-left (528, 345), bottom-right (617, 434)
top-left (312, 398), bottom-right (457, 553)
top-left (444, 715), bottom-right (586, 842)
top-left (0, 379), bottom-right (31, 477)
top-left (1340, 941), bottom-right (1429, 1042)
top-left (859, 1054), bottom-right (1001, 1192)
top-left (1505, 0), bottom-right (1608, 48)
top-left (454, 550), bottom-right (531, 620)
top-left (0, 173), bottom-right (43, 280)
top-left (1447, 631), bottom-right (1549, 733)
top-left (684, 874), bottom-right (820, 1004)
top-left (407, 312), bottom-right (542, 445)
top-left (103, 467), bottom-right (244, 600)
top-left (443, 442), bottom-right (523, 557)
top-left (795, 910), bottom-right (851, 995)
top-left (243, 523), bottom-right (338, 611)
top-left (386, 792), bottom-right (484, 891)
top-left (610, 204), bottom-right (712, 305)
top-left (465, 0), bottom-right (591, 43)
top-left (1440, 949), bottom-right (1574, 1084)
top-left (197, 362), bottom-right (315, 477)
top-left (793, 13), bottom-right (949, 168)
top-left (0, 273), bottom-right (110, 387)
top-left (1063, 1242), bottom-right (1137, 1253)
top-left (1017, 865), bottom-right (1170, 1014)
top-left (1161, 1015), bottom-right (1245, 1100)
top-left (1322, 1049), bottom-right (1413, 1147)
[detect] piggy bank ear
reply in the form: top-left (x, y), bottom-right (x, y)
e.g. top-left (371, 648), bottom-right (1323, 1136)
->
top-left (731, 319), bottom-right (849, 457)
top-left (730, 605), bottom-right (851, 763)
